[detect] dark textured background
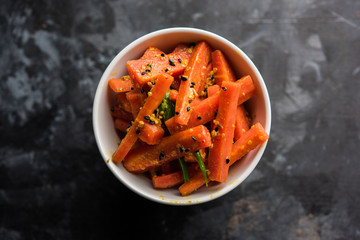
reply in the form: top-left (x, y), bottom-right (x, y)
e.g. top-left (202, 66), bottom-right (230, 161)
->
top-left (1, 0), bottom-right (360, 239)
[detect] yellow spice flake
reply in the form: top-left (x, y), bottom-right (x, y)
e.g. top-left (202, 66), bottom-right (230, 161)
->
top-left (138, 121), bottom-right (145, 128)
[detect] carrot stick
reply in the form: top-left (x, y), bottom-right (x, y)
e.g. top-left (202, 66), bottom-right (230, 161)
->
top-left (123, 125), bottom-right (211, 173)
top-left (165, 92), bottom-right (220, 134)
top-left (126, 44), bottom-right (192, 86)
top-left (152, 171), bottom-right (184, 189)
top-left (175, 41), bottom-right (211, 125)
top-left (208, 81), bottom-right (241, 182)
top-left (236, 75), bottom-right (256, 105)
top-left (234, 105), bottom-right (250, 141)
top-left (167, 43), bottom-right (193, 78)
top-left (108, 77), bottom-right (134, 92)
top-left (126, 91), bottom-right (146, 118)
top-left (126, 47), bottom-right (168, 86)
top-left (207, 84), bottom-right (220, 97)
top-left (198, 63), bottom-right (213, 96)
top-left (114, 118), bottom-right (130, 132)
top-left (138, 123), bottom-right (164, 145)
top-left (212, 50), bottom-right (236, 86)
top-left (112, 74), bottom-right (173, 163)
top-left (229, 122), bottom-right (269, 165)
top-left (179, 171), bottom-right (207, 196)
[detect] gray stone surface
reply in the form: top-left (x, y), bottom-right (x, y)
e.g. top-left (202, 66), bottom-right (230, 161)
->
top-left (1, 0), bottom-right (360, 239)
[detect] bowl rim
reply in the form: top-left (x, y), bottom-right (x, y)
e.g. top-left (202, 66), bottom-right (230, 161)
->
top-left (93, 27), bottom-right (271, 206)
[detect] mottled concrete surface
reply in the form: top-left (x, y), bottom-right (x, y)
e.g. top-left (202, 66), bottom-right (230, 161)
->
top-left (1, 0), bottom-right (360, 239)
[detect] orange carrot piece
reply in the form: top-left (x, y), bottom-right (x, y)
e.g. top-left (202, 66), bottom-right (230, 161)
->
top-left (175, 41), bottom-right (212, 125)
top-left (167, 43), bottom-right (193, 77)
top-left (179, 171), bottom-right (207, 196)
top-left (208, 81), bottom-right (241, 182)
top-left (114, 118), bottom-right (130, 132)
top-left (108, 77), bottom-right (134, 93)
top-left (165, 92), bottom-right (220, 134)
top-left (139, 124), bottom-right (165, 145)
top-left (126, 47), bottom-right (168, 86)
top-left (206, 84), bottom-right (221, 135)
top-left (212, 50), bottom-right (236, 86)
top-left (152, 171), bottom-right (184, 189)
top-left (123, 125), bottom-right (211, 173)
top-left (112, 74), bottom-right (173, 163)
top-left (198, 63), bottom-right (213, 96)
top-left (126, 44), bottom-right (192, 86)
top-left (126, 91), bottom-right (146, 118)
top-left (207, 84), bottom-right (221, 97)
top-left (168, 89), bottom-right (178, 102)
top-left (189, 97), bottom-right (202, 107)
top-left (234, 105), bottom-right (250, 141)
top-left (229, 122), bottom-right (269, 165)
top-left (236, 75), bottom-right (256, 105)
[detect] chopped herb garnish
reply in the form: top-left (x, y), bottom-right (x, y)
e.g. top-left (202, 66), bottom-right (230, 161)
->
top-left (161, 53), bottom-right (165, 57)
top-left (197, 115), bottom-right (202, 120)
top-left (144, 116), bottom-right (150, 120)
top-left (187, 106), bottom-right (191, 112)
top-left (141, 71), bottom-right (146, 75)
top-left (178, 58), bottom-right (182, 63)
top-left (226, 158), bottom-right (230, 164)
top-left (179, 157), bottom-right (189, 182)
top-left (194, 151), bottom-right (208, 186)
top-left (136, 130), bottom-right (140, 134)
top-left (222, 87), bottom-right (227, 91)
top-left (165, 68), bottom-right (169, 72)
top-left (181, 76), bottom-right (188, 81)
top-left (191, 136), bottom-right (197, 141)
top-left (175, 112), bottom-right (179, 115)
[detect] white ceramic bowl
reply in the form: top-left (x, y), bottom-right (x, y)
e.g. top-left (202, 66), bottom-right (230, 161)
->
top-left (93, 27), bottom-right (271, 205)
